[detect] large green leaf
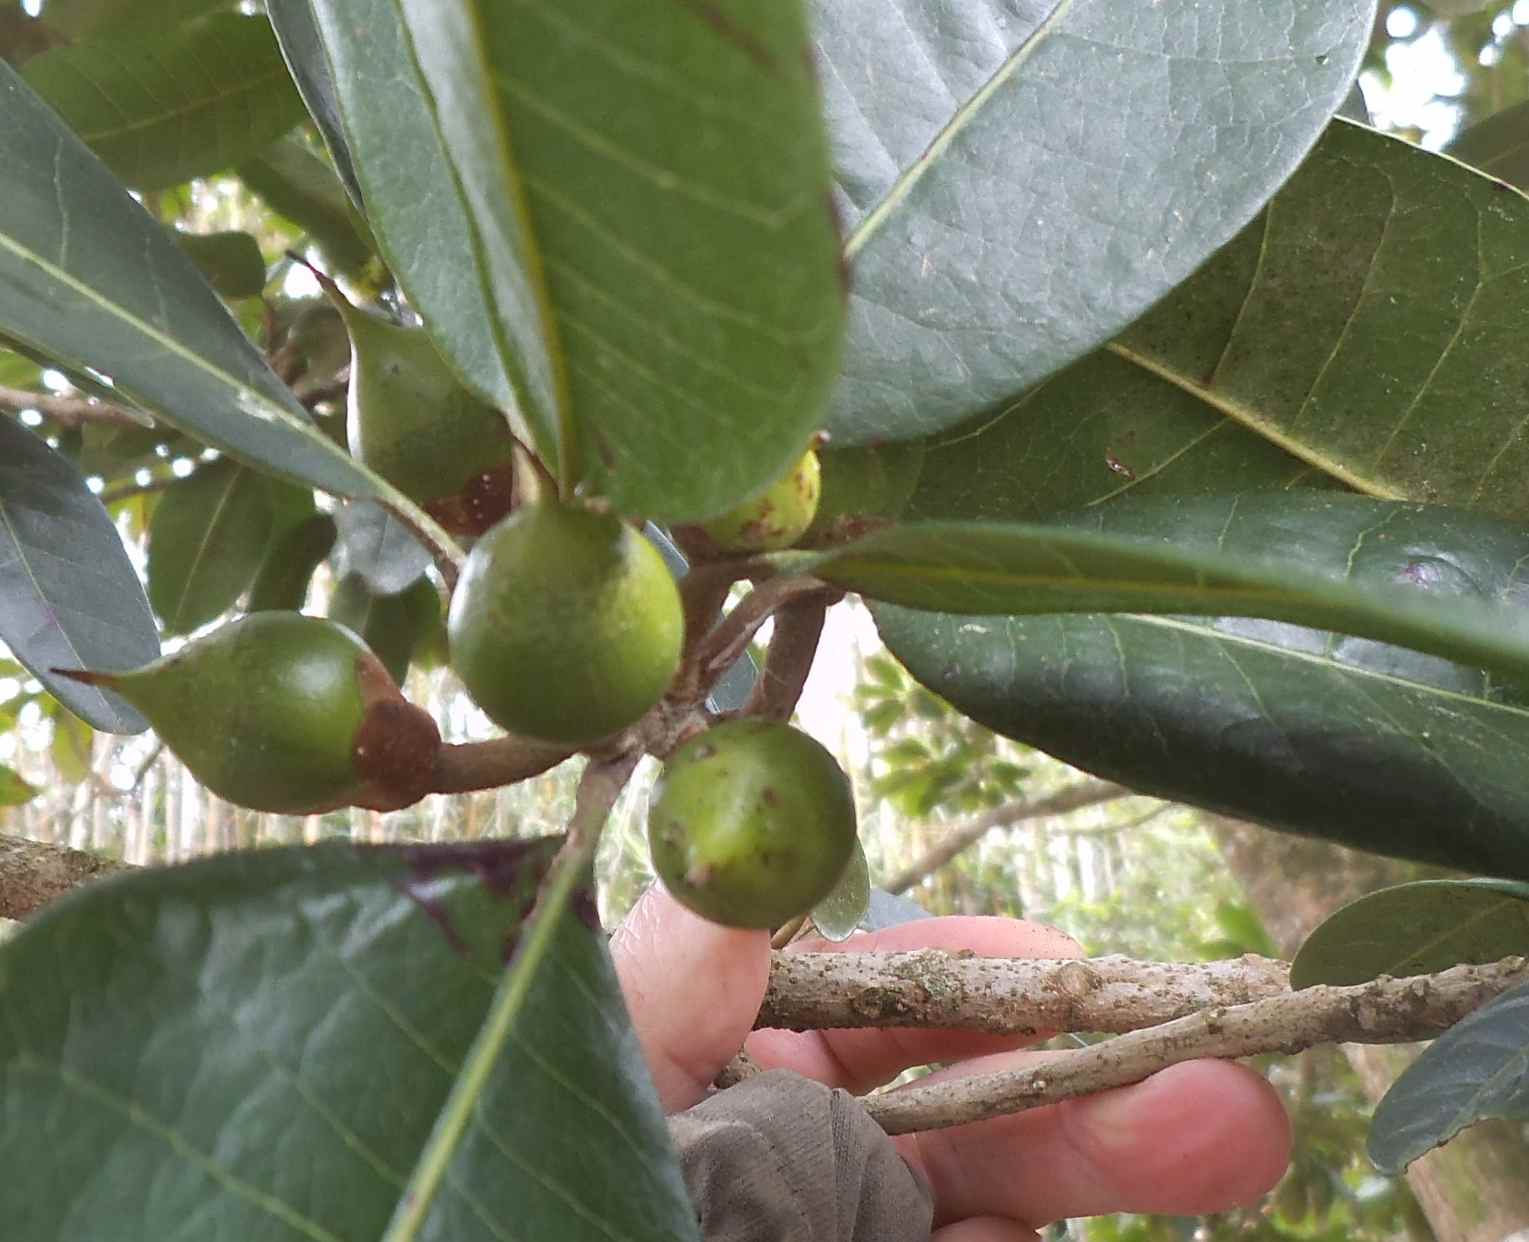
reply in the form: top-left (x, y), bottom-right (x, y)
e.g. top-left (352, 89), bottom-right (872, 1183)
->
top-left (796, 496), bottom-right (1529, 678)
top-left (262, 0), bottom-right (364, 211)
top-left (298, 0), bottom-right (845, 523)
top-left (146, 460), bottom-right (274, 635)
top-left (0, 418), bottom-right (155, 733)
top-left (33, 0), bottom-right (232, 39)
top-left (268, 0), bottom-right (510, 425)
top-left (237, 137), bottom-right (375, 278)
top-left (1368, 983), bottom-right (1529, 1174)
top-left (0, 841), bottom-right (699, 1241)
top-left (1290, 880), bottom-right (1529, 989)
top-left (1445, 100), bottom-right (1529, 186)
top-left (170, 229), bottom-right (267, 300)
top-left (22, 14), bottom-right (306, 191)
top-left (0, 59), bottom-right (456, 559)
top-left (814, 0), bottom-right (1375, 447)
top-left (901, 119), bottom-right (1529, 522)
top-left (867, 494), bottom-right (1529, 879)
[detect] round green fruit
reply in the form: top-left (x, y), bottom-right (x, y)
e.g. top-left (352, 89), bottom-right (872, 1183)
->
top-left (648, 719), bottom-right (857, 929)
top-left (702, 448), bottom-right (821, 552)
top-left (447, 502), bottom-right (684, 745)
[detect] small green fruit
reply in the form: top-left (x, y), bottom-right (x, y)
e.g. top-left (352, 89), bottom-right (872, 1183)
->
top-left (648, 719), bottom-right (857, 929)
top-left (56, 613), bottom-right (440, 814)
top-left (702, 447), bottom-right (821, 552)
top-left (447, 502), bottom-right (684, 745)
top-left (322, 278), bottom-right (516, 535)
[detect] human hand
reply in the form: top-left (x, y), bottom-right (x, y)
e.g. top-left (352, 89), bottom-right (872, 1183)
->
top-left (611, 886), bottom-right (1291, 1241)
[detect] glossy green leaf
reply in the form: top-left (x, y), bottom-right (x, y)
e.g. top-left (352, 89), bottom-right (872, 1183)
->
top-left (268, 0), bottom-right (516, 430)
top-left (246, 510), bottom-right (335, 613)
top-left (812, 838), bottom-right (870, 942)
top-left (815, 0), bottom-right (1374, 447)
top-left (299, 0), bottom-right (844, 522)
top-left (23, 14), bottom-right (306, 191)
top-left (0, 418), bottom-right (154, 733)
top-left (170, 229), bottom-right (267, 300)
top-left (1291, 880), bottom-right (1529, 989)
top-left (0, 840), bottom-right (698, 1241)
top-left (334, 500), bottom-right (432, 597)
top-left (328, 571), bottom-right (438, 685)
top-left (1368, 983), bottom-right (1529, 1174)
top-left (237, 137), bottom-right (376, 277)
top-left (47, 705), bottom-right (93, 784)
top-left (868, 494), bottom-right (1529, 880)
top-left (36, 0), bottom-right (232, 39)
top-left (0, 763), bottom-right (36, 806)
top-left (0, 59), bottom-right (457, 561)
top-left (263, 1), bottom-right (364, 211)
top-left (1445, 100), bottom-right (1529, 186)
top-left (0, 349), bottom-right (40, 390)
top-left (901, 118), bottom-right (1529, 522)
top-left (147, 460), bottom-right (274, 635)
top-left (793, 500), bottom-right (1529, 685)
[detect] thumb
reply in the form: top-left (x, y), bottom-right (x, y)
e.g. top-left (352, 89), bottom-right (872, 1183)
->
top-left (611, 883), bottom-right (770, 1112)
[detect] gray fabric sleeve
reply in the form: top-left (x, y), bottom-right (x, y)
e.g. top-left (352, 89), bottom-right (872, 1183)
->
top-left (668, 1069), bottom-right (934, 1242)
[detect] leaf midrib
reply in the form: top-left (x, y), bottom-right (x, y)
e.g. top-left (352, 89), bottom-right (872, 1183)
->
top-left (63, 64), bottom-right (292, 144)
top-left (1105, 340), bottom-right (1405, 500)
top-left (843, 0), bottom-right (1079, 261)
top-left (1120, 611), bottom-right (1529, 720)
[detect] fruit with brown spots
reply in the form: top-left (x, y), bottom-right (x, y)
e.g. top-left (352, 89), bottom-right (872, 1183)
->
top-left (701, 447), bottom-right (821, 552)
top-left (647, 718), bottom-right (857, 929)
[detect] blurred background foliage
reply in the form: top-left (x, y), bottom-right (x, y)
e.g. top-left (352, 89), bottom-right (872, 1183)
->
top-left (4, 0), bottom-right (1529, 1237)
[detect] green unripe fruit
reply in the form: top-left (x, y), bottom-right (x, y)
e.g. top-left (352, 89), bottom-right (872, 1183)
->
top-left (447, 502), bottom-right (684, 745)
top-left (318, 275), bottom-right (516, 536)
top-left (56, 613), bottom-right (440, 814)
top-left (648, 719), bottom-right (857, 929)
top-left (801, 440), bottom-right (925, 547)
top-left (702, 448), bottom-right (821, 552)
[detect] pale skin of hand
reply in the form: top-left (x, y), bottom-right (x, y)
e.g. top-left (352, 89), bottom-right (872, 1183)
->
top-left (612, 887), bottom-right (1292, 1242)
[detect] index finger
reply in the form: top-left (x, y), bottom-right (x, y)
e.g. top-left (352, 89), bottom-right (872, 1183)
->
top-left (747, 915), bottom-right (1083, 1094)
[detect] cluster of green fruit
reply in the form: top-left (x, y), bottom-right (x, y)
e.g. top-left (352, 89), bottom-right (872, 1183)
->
top-left (62, 288), bottom-right (857, 930)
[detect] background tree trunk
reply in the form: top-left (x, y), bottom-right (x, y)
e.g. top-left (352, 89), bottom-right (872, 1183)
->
top-left (1208, 815), bottom-right (1529, 1242)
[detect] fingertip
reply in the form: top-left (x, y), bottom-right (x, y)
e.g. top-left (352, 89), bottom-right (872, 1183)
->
top-left (1066, 1060), bottom-right (1292, 1210)
top-left (611, 884), bottom-right (770, 1112)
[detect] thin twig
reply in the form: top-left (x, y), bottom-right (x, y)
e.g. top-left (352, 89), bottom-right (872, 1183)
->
top-left (863, 956), bottom-right (1529, 1136)
top-left (431, 735), bottom-right (574, 795)
top-left (692, 576), bottom-right (832, 687)
top-left (771, 914), bottom-right (809, 950)
top-left (880, 780), bottom-right (1133, 895)
top-left (744, 594), bottom-right (832, 721)
top-left (0, 386), bottom-right (148, 430)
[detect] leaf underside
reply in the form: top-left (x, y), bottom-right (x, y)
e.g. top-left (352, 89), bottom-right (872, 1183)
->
top-left (0, 841), bottom-right (699, 1241)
